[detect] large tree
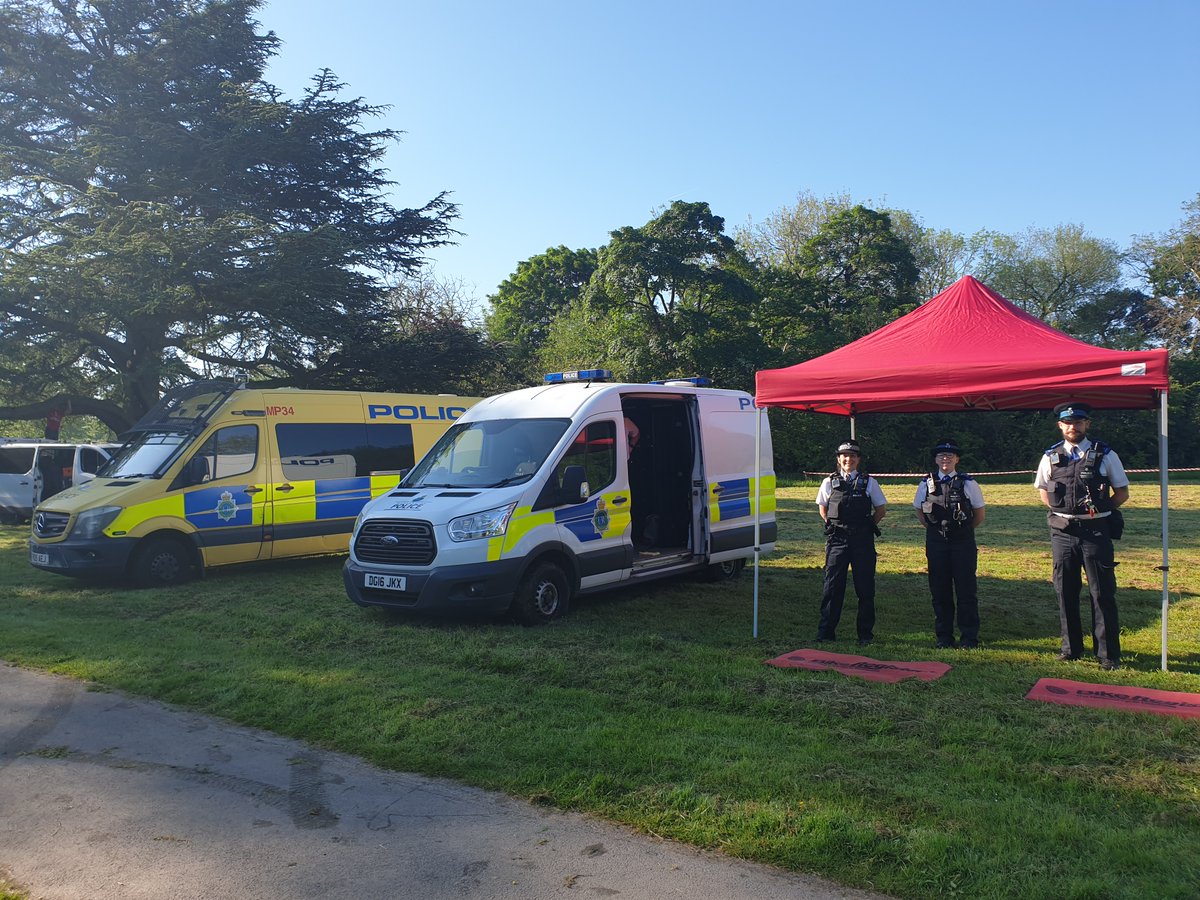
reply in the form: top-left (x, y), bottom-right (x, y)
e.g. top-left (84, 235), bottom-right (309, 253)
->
top-left (972, 224), bottom-right (1124, 332)
top-left (736, 191), bottom-right (968, 301)
top-left (1136, 193), bottom-right (1200, 356)
top-left (0, 0), bottom-right (457, 434)
top-left (541, 201), bottom-right (759, 387)
top-left (483, 245), bottom-right (597, 382)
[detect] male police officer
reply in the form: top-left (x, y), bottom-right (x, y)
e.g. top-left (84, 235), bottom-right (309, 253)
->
top-left (815, 440), bottom-right (887, 645)
top-left (1034, 403), bottom-right (1129, 671)
top-left (913, 439), bottom-right (986, 649)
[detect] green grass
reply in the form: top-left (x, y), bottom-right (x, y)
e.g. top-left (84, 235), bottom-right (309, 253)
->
top-left (2, 483), bottom-right (1198, 898)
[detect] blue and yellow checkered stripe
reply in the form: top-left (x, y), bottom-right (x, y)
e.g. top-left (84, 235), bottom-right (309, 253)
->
top-left (709, 476), bottom-right (776, 523)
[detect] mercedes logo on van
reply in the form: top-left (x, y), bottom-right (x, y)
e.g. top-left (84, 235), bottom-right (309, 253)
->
top-left (381, 534), bottom-right (400, 546)
top-left (35, 513), bottom-right (46, 534)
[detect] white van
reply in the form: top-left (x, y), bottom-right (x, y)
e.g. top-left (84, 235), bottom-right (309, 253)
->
top-left (343, 371), bottom-right (777, 623)
top-left (0, 442), bottom-right (115, 525)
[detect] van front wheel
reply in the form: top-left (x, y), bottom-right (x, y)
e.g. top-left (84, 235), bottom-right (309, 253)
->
top-left (512, 562), bottom-right (569, 625)
top-left (130, 536), bottom-right (193, 588)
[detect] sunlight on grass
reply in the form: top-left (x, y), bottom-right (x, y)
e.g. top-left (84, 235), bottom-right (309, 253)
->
top-left (1, 479), bottom-right (1198, 899)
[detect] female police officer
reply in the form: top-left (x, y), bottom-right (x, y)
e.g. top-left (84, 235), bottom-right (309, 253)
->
top-left (913, 439), bottom-right (986, 649)
top-left (815, 440), bottom-right (887, 645)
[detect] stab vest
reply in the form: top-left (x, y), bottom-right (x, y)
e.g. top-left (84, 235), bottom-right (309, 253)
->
top-left (924, 472), bottom-right (975, 528)
top-left (1045, 440), bottom-right (1113, 514)
top-left (826, 471), bottom-right (873, 525)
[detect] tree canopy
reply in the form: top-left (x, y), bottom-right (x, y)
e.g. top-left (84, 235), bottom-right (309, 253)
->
top-left (0, 0), bottom-right (460, 433)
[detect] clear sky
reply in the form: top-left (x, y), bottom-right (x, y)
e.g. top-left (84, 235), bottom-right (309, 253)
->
top-left (256, 0), bottom-right (1199, 307)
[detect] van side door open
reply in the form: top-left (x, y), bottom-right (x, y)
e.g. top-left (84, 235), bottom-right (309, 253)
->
top-left (622, 394), bottom-right (705, 571)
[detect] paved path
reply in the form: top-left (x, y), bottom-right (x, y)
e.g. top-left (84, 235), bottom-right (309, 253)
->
top-left (0, 662), bottom-right (890, 900)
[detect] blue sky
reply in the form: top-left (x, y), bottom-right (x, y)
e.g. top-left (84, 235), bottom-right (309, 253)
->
top-left (256, 0), bottom-right (1199, 306)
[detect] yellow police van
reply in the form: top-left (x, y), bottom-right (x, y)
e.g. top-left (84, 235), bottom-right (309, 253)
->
top-left (28, 380), bottom-right (477, 586)
top-left (343, 370), bottom-right (776, 623)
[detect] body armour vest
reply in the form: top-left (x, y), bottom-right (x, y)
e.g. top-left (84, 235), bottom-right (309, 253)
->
top-left (1046, 441), bottom-right (1113, 514)
top-left (924, 472), bottom-right (974, 528)
top-left (826, 472), bottom-right (873, 525)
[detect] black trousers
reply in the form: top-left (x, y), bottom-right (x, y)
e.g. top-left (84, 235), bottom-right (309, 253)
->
top-left (1050, 517), bottom-right (1120, 664)
top-left (817, 532), bottom-right (876, 641)
top-left (925, 529), bottom-right (979, 646)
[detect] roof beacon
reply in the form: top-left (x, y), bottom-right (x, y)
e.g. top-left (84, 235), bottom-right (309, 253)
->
top-left (543, 369), bottom-right (613, 384)
top-left (651, 377), bottom-right (712, 387)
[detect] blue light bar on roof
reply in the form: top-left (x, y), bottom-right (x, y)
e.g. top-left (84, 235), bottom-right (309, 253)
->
top-left (543, 369), bottom-right (613, 384)
top-left (650, 376), bottom-right (712, 387)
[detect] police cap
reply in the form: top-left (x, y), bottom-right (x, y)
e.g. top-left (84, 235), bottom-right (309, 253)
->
top-left (932, 438), bottom-right (961, 457)
top-left (836, 440), bottom-right (861, 456)
top-left (1054, 402), bottom-right (1092, 421)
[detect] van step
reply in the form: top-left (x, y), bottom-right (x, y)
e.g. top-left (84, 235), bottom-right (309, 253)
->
top-left (632, 549), bottom-right (692, 571)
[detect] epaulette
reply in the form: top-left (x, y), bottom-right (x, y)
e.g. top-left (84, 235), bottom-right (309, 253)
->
top-left (1044, 440), bottom-right (1066, 456)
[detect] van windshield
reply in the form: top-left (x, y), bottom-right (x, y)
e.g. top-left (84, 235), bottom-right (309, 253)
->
top-left (406, 418), bottom-right (570, 488)
top-left (103, 432), bottom-right (190, 478)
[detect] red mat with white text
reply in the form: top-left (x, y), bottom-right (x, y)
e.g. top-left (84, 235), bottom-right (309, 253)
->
top-left (765, 649), bottom-right (951, 683)
top-left (1026, 678), bottom-right (1200, 719)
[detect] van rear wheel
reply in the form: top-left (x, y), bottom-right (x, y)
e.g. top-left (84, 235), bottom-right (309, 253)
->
top-left (512, 562), bottom-right (569, 625)
top-left (130, 536), bottom-right (194, 588)
top-left (703, 558), bottom-right (746, 582)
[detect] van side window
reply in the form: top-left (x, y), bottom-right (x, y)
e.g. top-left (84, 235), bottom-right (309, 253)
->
top-left (275, 423), bottom-right (416, 480)
top-left (78, 447), bottom-right (105, 475)
top-left (193, 424), bottom-right (258, 481)
top-left (0, 447), bottom-right (35, 474)
top-left (554, 421), bottom-right (617, 497)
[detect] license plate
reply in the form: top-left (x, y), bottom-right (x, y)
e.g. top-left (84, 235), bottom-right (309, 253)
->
top-left (365, 572), bottom-right (407, 591)
top-left (30, 550), bottom-right (49, 566)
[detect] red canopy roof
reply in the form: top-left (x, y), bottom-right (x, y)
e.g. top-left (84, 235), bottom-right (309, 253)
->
top-left (755, 275), bottom-right (1169, 414)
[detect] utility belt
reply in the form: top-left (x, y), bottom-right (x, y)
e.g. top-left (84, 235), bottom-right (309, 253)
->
top-left (1048, 510), bottom-right (1123, 540)
top-left (825, 520), bottom-right (880, 540)
top-left (926, 520), bottom-right (974, 541)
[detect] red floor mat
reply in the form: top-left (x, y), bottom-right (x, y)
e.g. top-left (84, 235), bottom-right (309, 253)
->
top-left (1026, 678), bottom-right (1200, 719)
top-left (765, 649), bottom-right (952, 683)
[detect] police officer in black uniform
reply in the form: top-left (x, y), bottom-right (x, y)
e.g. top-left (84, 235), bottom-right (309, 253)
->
top-left (913, 439), bottom-right (986, 649)
top-left (815, 441), bottom-right (887, 645)
top-left (1034, 403), bottom-right (1130, 671)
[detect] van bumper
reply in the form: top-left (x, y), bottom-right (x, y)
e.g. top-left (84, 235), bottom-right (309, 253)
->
top-left (28, 537), bottom-right (135, 578)
top-left (343, 557), bottom-right (524, 614)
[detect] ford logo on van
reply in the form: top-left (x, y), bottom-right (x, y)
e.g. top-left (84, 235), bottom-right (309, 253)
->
top-left (381, 534), bottom-right (400, 546)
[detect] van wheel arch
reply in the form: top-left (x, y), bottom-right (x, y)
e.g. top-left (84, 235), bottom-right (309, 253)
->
top-left (511, 550), bottom-right (576, 625)
top-left (128, 532), bottom-right (199, 588)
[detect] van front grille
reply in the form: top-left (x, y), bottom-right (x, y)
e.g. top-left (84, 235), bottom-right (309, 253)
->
top-left (354, 519), bottom-right (436, 566)
top-left (35, 511), bottom-right (70, 539)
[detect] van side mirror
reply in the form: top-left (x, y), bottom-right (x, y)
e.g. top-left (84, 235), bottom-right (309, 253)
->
top-left (559, 465), bottom-right (589, 504)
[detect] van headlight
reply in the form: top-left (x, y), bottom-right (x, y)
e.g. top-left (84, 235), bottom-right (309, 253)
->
top-left (72, 506), bottom-right (123, 539)
top-left (448, 502), bottom-right (517, 542)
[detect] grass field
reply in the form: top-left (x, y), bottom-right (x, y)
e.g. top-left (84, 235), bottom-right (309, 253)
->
top-left (2, 479), bottom-right (1198, 899)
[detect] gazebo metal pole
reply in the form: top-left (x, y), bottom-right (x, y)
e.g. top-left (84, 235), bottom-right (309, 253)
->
top-left (1159, 390), bottom-right (1170, 672)
top-left (753, 406), bottom-right (762, 638)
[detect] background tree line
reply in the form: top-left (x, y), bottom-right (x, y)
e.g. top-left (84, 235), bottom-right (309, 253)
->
top-left (1, 1), bottom-right (1195, 474)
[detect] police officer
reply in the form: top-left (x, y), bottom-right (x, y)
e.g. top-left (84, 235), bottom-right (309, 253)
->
top-left (913, 439), bottom-right (986, 649)
top-left (815, 440), bottom-right (887, 645)
top-left (1034, 402), bottom-right (1129, 671)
